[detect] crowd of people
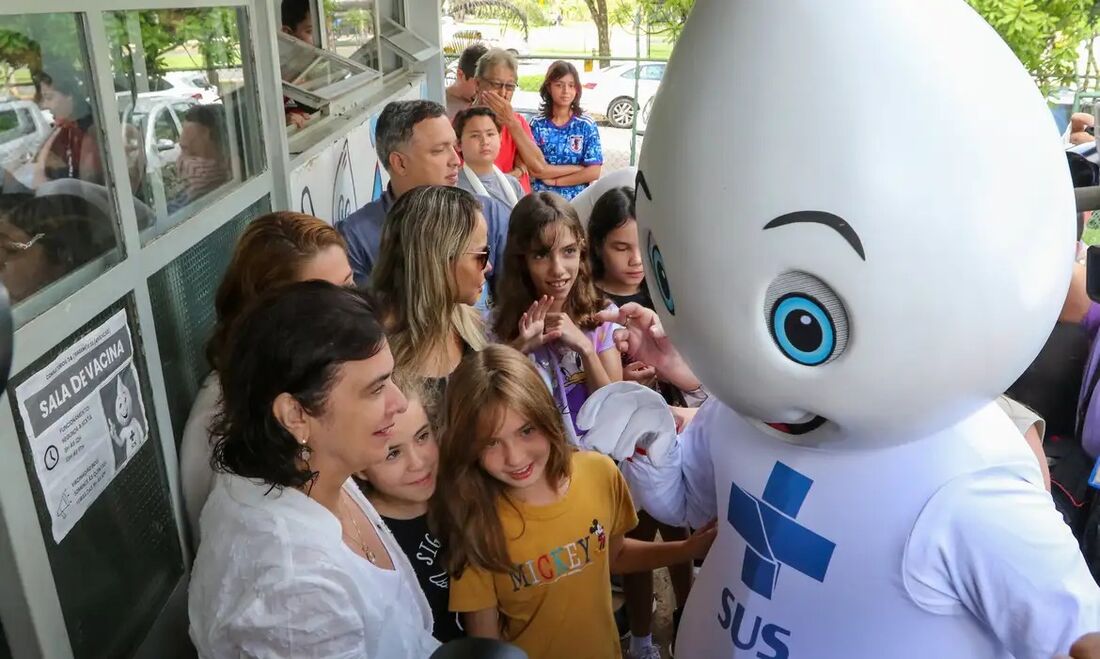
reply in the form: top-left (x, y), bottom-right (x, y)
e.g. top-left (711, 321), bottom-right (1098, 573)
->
top-left (169, 35), bottom-right (1100, 657)
top-left (180, 44), bottom-right (703, 659)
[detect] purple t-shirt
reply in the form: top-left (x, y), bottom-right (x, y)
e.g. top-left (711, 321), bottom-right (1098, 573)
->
top-left (532, 316), bottom-right (619, 437)
top-left (1079, 303), bottom-right (1100, 456)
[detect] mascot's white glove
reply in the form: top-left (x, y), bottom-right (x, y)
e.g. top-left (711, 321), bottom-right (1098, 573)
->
top-left (577, 381), bottom-right (677, 466)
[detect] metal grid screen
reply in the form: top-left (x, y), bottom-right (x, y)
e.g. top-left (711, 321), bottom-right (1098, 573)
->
top-left (147, 197), bottom-right (270, 446)
top-left (6, 299), bottom-right (183, 659)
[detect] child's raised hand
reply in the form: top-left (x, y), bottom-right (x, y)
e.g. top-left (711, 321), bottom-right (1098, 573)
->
top-left (684, 520), bottom-right (718, 560)
top-left (623, 361), bottom-right (657, 387)
top-left (545, 312), bottom-right (590, 354)
top-left (515, 296), bottom-right (559, 354)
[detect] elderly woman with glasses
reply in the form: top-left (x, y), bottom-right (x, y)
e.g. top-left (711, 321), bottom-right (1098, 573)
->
top-left (473, 48), bottom-right (586, 194)
top-left (371, 185), bottom-right (491, 398)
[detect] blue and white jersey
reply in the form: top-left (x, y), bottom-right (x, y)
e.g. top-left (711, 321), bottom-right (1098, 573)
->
top-left (530, 114), bottom-right (603, 200)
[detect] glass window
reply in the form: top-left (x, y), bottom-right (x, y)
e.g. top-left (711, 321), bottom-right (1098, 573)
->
top-left (640, 64), bottom-right (664, 81)
top-left (279, 33), bottom-right (379, 111)
top-left (378, 16), bottom-right (434, 63)
top-left (106, 7), bottom-right (266, 243)
top-left (619, 67), bottom-right (638, 79)
top-left (325, 0), bottom-right (377, 60)
top-left (0, 14), bottom-right (123, 317)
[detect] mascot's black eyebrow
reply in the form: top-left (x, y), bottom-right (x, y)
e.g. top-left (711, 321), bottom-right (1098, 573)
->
top-left (763, 211), bottom-right (866, 261)
top-left (636, 171), bottom-right (652, 201)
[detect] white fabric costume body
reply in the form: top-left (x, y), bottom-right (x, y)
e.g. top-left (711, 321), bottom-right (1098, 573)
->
top-left (599, 399), bottom-right (1096, 657)
top-left (576, 0), bottom-right (1100, 656)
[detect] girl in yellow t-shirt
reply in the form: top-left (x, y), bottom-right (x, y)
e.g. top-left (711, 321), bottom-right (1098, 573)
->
top-left (432, 345), bottom-right (715, 659)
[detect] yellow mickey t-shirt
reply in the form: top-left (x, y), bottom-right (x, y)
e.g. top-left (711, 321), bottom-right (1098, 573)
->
top-left (450, 450), bottom-right (639, 659)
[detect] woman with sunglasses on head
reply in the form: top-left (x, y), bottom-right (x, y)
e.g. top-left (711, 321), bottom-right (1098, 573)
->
top-left (473, 49), bottom-right (585, 194)
top-left (371, 185), bottom-right (490, 397)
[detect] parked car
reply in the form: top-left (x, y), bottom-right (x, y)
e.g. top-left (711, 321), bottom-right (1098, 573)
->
top-left (115, 71), bottom-right (220, 109)
top-left (121, 96), bottom-right (199, 213)
top-left (163, 71), bottom-right (221, 104)
top-left (0, 98), bottom-right (52, 187)
top-left (581, 62), bottom-right (665, 129)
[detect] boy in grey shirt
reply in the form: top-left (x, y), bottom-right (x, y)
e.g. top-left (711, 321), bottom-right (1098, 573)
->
top-left (454, 107), bottom-right (524, 209)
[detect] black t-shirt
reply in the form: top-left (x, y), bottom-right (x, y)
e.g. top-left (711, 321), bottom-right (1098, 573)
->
top-left (600, 285), bottom-right (653, 311)
top-left (381, 513), bottom-right (464, 642)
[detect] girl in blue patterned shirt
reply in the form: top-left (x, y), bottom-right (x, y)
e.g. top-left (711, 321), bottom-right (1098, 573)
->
top-left (530, 61), bottom-right (603, 200)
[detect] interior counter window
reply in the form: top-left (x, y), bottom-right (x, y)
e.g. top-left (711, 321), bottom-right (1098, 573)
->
top-left (278, 32), bottom-right (380, 130)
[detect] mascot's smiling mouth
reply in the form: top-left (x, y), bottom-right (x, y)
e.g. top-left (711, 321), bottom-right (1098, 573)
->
top-left (765, 416), bottom-right (828, 435)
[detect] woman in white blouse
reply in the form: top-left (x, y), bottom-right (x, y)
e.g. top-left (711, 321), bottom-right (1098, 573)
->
top-left (180, 211), bottom-right (354, 550)
top-left (188, 282), bottom-right (439, 658)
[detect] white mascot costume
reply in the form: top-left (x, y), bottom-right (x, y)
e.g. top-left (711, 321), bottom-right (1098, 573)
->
top-left (579, 1), bottom-right (1100, 657)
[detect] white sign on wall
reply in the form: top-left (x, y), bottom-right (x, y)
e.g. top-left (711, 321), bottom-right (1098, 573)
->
top-left (14, 311), bottom-right (150, 542)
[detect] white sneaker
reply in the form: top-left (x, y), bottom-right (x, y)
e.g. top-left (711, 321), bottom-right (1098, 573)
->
top-left (625, 645), bottom-right (662, 659)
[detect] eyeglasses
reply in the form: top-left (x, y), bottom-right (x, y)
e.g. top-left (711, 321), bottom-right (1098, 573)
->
top-left (465, 246), bottom-right (491, 270)
top-left (0, 232), bottom-right (45, 271)
top-left (480, 79), bottom-right (517, 93)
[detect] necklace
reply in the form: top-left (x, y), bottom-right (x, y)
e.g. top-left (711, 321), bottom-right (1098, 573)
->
top-left (340, 492), bottom-right (377, 564)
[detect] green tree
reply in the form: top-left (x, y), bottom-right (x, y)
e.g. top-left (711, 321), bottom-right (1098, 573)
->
top-left (580, 0), bottom-right (612, 66)
top-left (613, 0), bottom-right (693, 44)
top-left (966, 0), bottom-right (1098, 93)
top-left (106, 8), bottom-right (241, 85)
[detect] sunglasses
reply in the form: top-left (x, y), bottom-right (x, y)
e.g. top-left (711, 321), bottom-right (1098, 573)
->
top-left (465, 246), bottom-right (491, 270)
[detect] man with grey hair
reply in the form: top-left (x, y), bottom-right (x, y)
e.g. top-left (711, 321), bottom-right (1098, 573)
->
top-left (337, 99), bottom-right (510, 289)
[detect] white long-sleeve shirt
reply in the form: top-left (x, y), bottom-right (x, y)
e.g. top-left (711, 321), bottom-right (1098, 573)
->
top-left (188, 473), bottom-right (439, 658)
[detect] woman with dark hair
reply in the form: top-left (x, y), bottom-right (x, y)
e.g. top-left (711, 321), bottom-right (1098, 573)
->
top-left (179, 211), bottom-right (353, 547)
top-left (529, 60), bottom-right (603, 200)
top-left (188, 282), bottom-right (439, 658)
top-left (32, 67), bottom-right (103, 186)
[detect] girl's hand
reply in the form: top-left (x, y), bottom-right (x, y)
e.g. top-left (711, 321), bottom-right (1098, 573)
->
top-left (1060, 633), bottom-right (1100, 659)
top-left (623, 361), bottom-right (657, 387)
top-left (515, 296), bottom-right (559, 353)
top-left (598, 303), bottom-right (701, 391)
top-left (683, 520), bottom-right (718, 561)
top-left (546, 312), bottom-right (590, 354)
top-left (670, 405), bottom-right (699, 433)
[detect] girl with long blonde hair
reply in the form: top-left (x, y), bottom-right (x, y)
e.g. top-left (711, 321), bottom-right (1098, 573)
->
top-left (433, 345), bottom-right (715, 659)
top-left (372, 185), bottom-right (490, 394)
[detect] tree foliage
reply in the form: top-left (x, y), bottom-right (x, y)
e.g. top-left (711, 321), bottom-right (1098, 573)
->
top-left (966, 0), bottom-right (1098, 93)
top-left (611, 0), bottom-right (694, 43)
top-left (105, 8), bottom-right (241, 84)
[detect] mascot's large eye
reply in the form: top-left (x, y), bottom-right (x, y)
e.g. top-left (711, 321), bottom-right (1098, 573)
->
top-left (646, 231), bottom-right (675, 315)
top-left (764, 272), bottom-right (848, 366)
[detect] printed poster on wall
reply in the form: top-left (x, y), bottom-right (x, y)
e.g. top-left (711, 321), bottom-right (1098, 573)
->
top-left (14, 310), bottom-right (150, 543)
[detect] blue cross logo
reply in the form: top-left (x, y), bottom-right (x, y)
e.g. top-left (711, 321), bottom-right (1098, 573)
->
top-left (726, 462), bottom-right (836, 599)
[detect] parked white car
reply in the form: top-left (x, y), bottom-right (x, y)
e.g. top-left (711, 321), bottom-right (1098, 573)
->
top-left (581, 61), bottom-right (665, 129)
top-left (116, 71), bottom-right (220, 110)
top-left (0, 98), bottom-right (52, 188)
